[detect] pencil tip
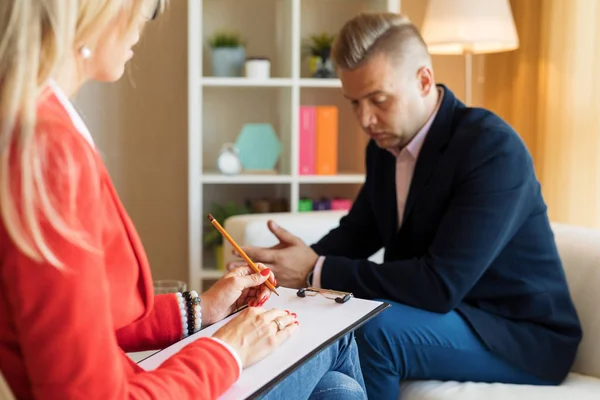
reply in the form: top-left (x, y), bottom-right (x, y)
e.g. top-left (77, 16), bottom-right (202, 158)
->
top-left (207, 214), bottom-right (214, 222)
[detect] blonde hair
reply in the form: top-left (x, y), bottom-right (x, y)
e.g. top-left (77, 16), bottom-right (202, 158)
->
top-left (331, 12), bottom-right (431, 71)
top-left (0, 370), bottom-right (15, 400)
top-left (0, 0), bottom-right (164, 267)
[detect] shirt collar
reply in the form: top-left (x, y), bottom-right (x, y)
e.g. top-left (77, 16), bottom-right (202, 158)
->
top-left (47, 79), bottom-right (95, 148)
top-left (389, 86), bottom-right (444, 158)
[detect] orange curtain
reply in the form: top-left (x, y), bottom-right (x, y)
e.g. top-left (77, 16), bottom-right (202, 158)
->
top-left (483, 0), bottom-right (600, 227)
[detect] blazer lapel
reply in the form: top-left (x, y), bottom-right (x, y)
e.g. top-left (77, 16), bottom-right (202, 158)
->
top-left (402, 85), bottom-right (459, 223)
top-left (382, 150), bottom-right (399, 246)
top-left (102, 165), bottom-right (154, 319)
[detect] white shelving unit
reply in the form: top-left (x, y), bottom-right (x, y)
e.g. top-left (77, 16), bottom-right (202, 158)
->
top-left (188, 0), bottom-right (400, 291)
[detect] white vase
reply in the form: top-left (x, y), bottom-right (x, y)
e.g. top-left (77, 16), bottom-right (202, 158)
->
top-left (245, 58), bottom-right (271, 79)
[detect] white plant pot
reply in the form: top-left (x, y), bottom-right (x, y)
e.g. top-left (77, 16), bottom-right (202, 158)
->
top-left (245, 58), bottom-right (271, 79)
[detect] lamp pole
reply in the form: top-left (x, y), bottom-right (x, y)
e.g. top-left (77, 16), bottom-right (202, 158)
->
top-left (464, 48), bottom-right (473, 107)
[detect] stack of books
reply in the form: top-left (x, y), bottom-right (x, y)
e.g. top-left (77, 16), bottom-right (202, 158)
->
top-left (299, 105), bottom-right (338, 175)
top-left (298, 197), bottom-right (352, 212)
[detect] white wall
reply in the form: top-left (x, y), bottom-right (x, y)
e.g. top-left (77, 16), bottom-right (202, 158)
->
top-left (73, 1), bottom-right (189, 283)
top-left (402, 0), bottom-right (486, 106)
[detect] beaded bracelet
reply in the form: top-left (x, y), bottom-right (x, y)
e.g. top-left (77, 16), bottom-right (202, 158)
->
top-left (175, 290), bottom-right (202, 339)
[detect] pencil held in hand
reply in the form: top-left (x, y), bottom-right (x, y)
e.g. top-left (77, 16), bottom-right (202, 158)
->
top-left (208, 214), bottom-right (279, 296)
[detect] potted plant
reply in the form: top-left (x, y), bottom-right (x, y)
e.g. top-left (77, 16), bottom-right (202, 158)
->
top-left (303, 32), bottom-right (337, 78)
top-left (208, 31), bottom-right (246, 77)
top-left (203, 201), bottom-right (250, 270)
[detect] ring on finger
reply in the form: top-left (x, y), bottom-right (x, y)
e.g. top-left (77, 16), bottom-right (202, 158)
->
top-left (273, 318), bottom-right (284, 331)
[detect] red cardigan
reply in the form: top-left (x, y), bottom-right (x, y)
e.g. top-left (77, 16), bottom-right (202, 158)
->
top-left (0, 92), bottom-right (239, 399)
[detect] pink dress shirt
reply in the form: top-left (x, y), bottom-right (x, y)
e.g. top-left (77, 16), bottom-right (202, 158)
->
top-left (312, 88), bottom-right (444, 289)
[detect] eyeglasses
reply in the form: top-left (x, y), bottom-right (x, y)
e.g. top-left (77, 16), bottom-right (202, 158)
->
top-left (296, 287), bottom-right (353, 304)
top-left (143, 0), bottom-right (162, 21)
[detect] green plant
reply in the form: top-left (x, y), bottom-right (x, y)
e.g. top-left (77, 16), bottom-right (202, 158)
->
top-left (303, 32), bottom-right (336, 57)
top-left (203, 201), bottom-right (250, 248)
top-left (208, 31), bottom-right (244, 48)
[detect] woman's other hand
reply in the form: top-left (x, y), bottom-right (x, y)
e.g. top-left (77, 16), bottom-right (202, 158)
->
top-left (213, 307), bottom-right (299, 368)
top-left (200, 263), bottom-right (276, 325)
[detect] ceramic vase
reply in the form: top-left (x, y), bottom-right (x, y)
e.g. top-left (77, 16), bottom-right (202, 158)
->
top-left (212, 47), bottom-right (245, 77)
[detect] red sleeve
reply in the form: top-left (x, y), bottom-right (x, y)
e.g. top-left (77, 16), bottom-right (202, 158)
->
top-left (1, 125), bottom-right (239, 399)
top-left (116, 294), bottom-right (183, 352)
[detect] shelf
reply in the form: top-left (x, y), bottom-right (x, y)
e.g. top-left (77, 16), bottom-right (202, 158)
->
top-left (300, 181), bottom-right (363, 200)
top-left (202, 173), bottom-right (293, 184)
top-left (202, 173), bottom-right (365, 184)
top-left (202, 0), bottom-right (293, 78)
top-left (200, 78), bottom-right (341, 88)
top-left (299, 0), bottom-right (392, 79)
top-left (190, 0), bottom-right (399, 292)
top-left (300, 88), bottom-right (368, 175)
top-left (299, 78), bottom-right (342, 88)
top-left (298, 174), bottom-right (365, 184)
top-left (201, 77), bottom-right (294, 87)
top-left (201, 86), bottom-right (292, 175)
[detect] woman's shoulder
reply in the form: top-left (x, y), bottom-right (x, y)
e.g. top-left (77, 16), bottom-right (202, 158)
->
top-left (4, 91), bottom-right (104, 209)
top-left (36, 92), bottom-right (91, 149)
top-left (31, 91), bottom-right (102, 177)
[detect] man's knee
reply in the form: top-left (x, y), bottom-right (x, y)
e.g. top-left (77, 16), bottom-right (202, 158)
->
top-left (356, 299), bottom-right (399, 351)
top-left (355, 300), bottom-right (431, 361)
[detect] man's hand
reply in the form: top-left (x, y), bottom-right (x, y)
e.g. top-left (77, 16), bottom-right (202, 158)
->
top-left (226, 220), bottom-right (319, 288)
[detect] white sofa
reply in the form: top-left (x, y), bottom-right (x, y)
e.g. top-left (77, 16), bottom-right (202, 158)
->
top-left (224, 211), bottom-right (600, 400)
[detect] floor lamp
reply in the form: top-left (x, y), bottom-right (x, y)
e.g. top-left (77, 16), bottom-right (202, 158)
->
top-left (421, 0), bottom-right (519, 106)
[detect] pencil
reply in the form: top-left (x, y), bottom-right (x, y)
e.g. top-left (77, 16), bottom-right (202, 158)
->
top-left (207, 214), bottom-right (279, 296)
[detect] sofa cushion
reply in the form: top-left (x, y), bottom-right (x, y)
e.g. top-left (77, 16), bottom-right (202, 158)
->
top-left (242, 211), bottom-right (347, 249)
top-left (550, 223), bottom-right (600, 378)
top-left (223, 211), bottom-right (345, 266)
top-left (223, 211), bottom-right (384, 267)
top-left (400, 373), bottom-right (600, 400)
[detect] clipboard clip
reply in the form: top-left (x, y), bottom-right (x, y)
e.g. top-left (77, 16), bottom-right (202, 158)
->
top-left (296, 287), bottom-right (353, 304)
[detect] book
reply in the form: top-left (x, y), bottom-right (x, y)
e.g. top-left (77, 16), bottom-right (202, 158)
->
top-left (315, 106), bottom-right (338, 175)
top-left (299, 106), bottom-right (316, 175)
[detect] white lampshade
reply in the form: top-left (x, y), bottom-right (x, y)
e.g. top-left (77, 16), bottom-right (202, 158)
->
top-left (421, 0), bottom-right (519, 55)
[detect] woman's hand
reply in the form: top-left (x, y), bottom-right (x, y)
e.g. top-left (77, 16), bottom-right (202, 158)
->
top-left (213, 306), bottom-right (299, 368)
top-left (200, 264), bottom-right (277, 326)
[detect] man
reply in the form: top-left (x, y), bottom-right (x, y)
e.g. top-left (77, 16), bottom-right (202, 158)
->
top-left (229, 12), bottom-right (582, 399)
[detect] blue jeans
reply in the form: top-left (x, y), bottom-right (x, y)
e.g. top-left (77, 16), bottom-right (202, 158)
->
top-left (356, 300), bottom-right (552, 399)
top-left (258, 332), bottom-right (366, 400)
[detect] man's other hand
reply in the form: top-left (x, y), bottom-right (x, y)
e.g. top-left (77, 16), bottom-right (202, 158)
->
top-left (226, 220), bottom-right (319, 288)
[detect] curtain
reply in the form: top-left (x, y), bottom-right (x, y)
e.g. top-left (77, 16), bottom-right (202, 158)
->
top-left (483, 0), bottom-right (600, 227)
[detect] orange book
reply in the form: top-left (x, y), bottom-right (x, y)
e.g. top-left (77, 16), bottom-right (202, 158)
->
top-left (315, 105), bottom-right (338, 175)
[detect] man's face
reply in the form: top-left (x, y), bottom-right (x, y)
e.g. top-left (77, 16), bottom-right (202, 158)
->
top-left (338, 52), bottom-right (430, 150)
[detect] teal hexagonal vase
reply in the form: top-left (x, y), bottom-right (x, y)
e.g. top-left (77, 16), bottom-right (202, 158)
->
top-left (235, 123), bottom-right (282, 172)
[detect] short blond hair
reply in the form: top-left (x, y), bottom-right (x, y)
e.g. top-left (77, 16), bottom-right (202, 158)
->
top-left (331, 12), bottom-right (431, 70)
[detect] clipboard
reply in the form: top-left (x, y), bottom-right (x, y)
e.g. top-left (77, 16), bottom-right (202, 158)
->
top-left (137, 287), bottom-right (390, 399)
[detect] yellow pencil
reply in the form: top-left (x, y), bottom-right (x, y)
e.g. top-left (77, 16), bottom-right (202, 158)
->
top-left (208, 214), bottom-right (279, 296)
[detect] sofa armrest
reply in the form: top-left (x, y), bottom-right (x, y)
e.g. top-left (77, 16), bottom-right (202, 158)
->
top-left (223, 210), bottom-right (383, 266)
top-left (222, 211), bottom-right (347, 266)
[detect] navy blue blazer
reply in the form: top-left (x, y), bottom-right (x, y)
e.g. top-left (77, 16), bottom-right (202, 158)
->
top-left (311, 85), bottom-right (582, 383)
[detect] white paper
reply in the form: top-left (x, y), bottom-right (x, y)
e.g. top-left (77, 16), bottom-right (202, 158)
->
top-left (137, 287), bottom-right (386, 399)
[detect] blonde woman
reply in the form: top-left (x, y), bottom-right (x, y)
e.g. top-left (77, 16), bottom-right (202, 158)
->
top-left (0, 1), bottom-right (366, 399)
